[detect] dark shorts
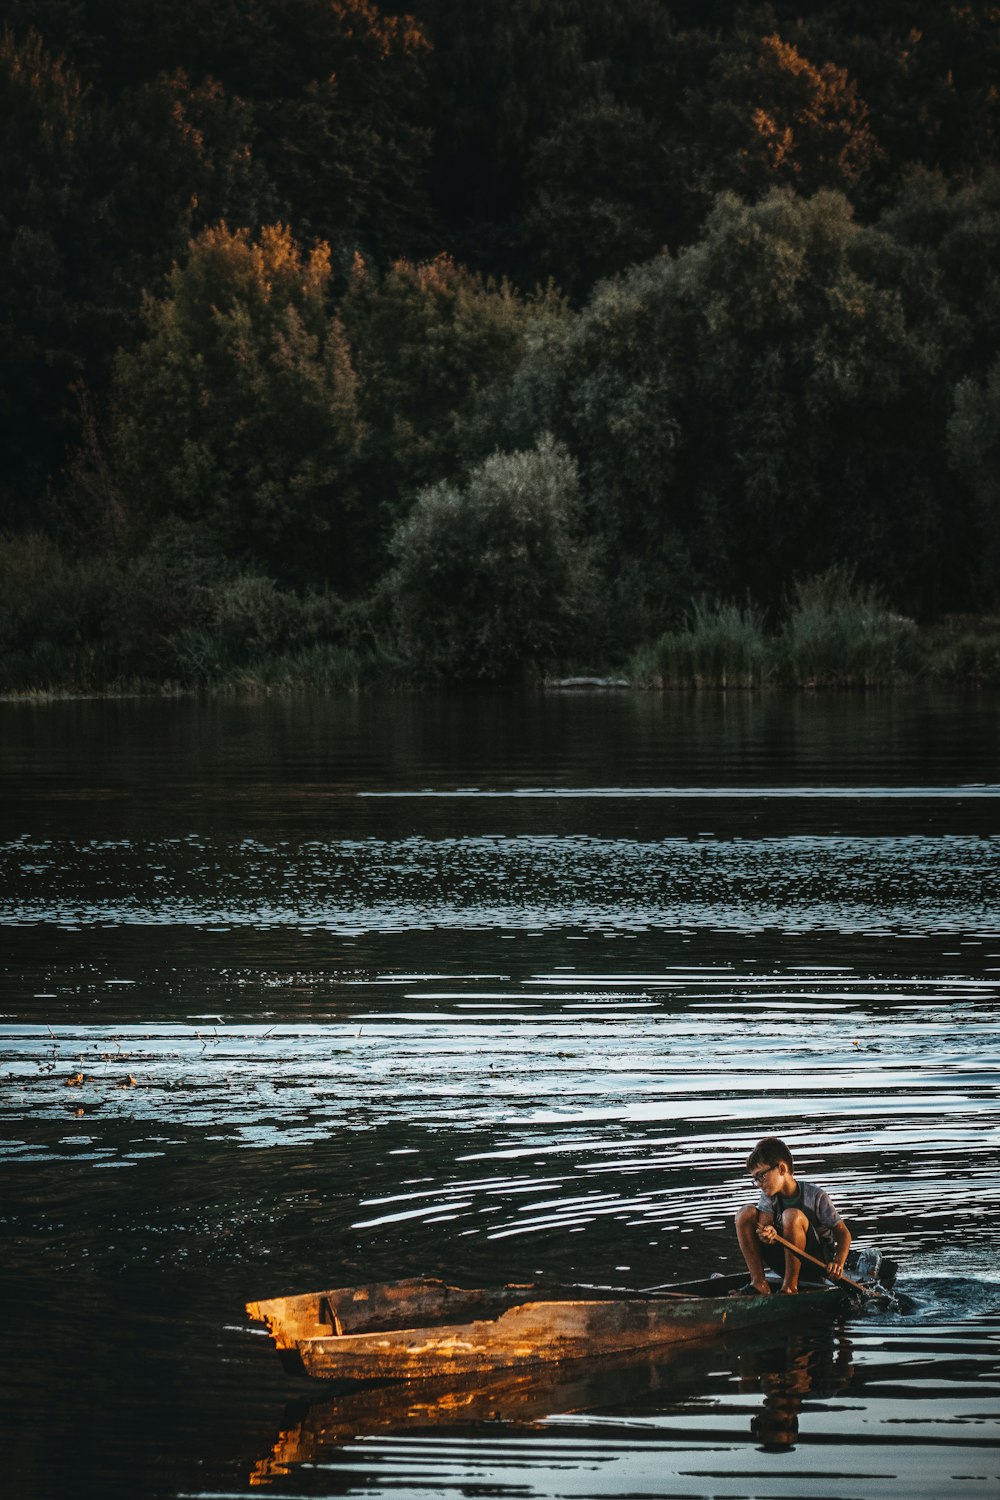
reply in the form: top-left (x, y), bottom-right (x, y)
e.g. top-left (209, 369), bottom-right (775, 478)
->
top-left (761, 1218), bottom-right (829, 1281)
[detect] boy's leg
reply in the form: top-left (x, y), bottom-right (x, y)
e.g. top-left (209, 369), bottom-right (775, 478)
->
top-left (777, 1208), bottom-right (825, 1292)
top-left (735, 1205), bottom-right (772, 1294)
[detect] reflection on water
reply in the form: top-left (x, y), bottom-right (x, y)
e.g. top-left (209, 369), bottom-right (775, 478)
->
top-left (247, 1325), bottom-right (857, 1484)
top-left (1, 691), bottom-right (999, 1499)
top-left (244, 1310), bottom-right (1000, 1499)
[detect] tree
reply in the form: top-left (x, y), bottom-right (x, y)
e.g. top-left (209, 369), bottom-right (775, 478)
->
top-left (7, 0), bottom-right (434, 258)
top-left (672, 188), bottom-right (951, 608)
top-left (828, 3), bottom-right (1000, 184)
top-left (491, 253), bottom-right (688, 578)
top-left (100, 223), bottom-right (364, 584)
top-left (484, 187), bottom-right (960, 617)
top-left (388, 434), bottom-right (595, 677)
top-left (880, 168), bottom-right (1000, 375)
top-left (0, 26), bottom-right (107, 523)
top-left (252, 0), bottom-right (433, 257)
top-left (949, 357), bottom-right (1000, 605)
top-left (698, 31), bottom-right (880, 202)
top-left (0, 27), bottom-right (272, 525)
top-left (106, 70), bottom-right (268, 306)
top-left (525, 96), bottom-right (675, 292)
top-left (419, 0), bottom-right (684, 275)
top-left (342, 252), bottom-right (566, 531)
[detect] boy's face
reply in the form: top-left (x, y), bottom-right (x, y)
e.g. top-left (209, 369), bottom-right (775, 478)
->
top-left (750, 1161), bottom-right (788, 1191)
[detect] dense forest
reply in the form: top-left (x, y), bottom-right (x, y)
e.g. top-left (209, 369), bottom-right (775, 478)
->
top-left (3, 0), bottom-right (1000, 688)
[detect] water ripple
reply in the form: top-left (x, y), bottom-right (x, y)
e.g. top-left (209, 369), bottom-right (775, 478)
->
top-left (2, 832), bottom-right (999, 936)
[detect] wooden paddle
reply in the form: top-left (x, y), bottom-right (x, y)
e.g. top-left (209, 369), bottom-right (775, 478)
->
top-left (769, 1231), bottom-right (871, 1295)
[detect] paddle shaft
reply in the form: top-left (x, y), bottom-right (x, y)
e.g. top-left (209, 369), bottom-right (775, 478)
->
top-left (769, 1231), bottom-right (869, 1294)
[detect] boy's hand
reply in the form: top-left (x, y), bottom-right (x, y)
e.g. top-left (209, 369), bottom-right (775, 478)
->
top-left (757, 1224), bottom-right (777, 1244)
top-left (827, 1260), bottom-right (846, 1277)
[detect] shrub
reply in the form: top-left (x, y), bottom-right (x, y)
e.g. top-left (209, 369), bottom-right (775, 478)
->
top-left (779, 566), bottom-right (918, 685)
top-left (0, 531), bottom-right (117, 689)
top-left (925, 618), bottom-right (1000, 684)
top-left (387, 434), bottom-right (595, 678)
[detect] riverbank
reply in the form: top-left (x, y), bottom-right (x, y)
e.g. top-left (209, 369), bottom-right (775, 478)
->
top-left (6, 520), bottom-right (1000, 696)
top-left (4, 616), bottom-right (1000, 697)
top-left (630, 605), bottom-right (1000, 690)
top-left (5, 530), bottom-right (1000, 696)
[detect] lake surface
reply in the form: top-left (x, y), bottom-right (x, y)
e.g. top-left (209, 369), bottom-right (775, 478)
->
top-left (1, 690), bottom-right (999, 1499)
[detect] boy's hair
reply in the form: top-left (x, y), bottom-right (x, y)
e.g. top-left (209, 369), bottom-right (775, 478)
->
top-left (747, 1136), bottom-right (793, 1171)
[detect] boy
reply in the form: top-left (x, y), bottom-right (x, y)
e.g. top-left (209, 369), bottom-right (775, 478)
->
top-left (735, 1136), bottom-right (851, 1295)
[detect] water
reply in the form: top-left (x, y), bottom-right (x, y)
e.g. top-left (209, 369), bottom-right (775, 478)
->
top-left (1, 690), bottom-right (998, 1499)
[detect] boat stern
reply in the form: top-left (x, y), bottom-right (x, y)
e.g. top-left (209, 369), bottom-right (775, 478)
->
top-left (246, 1291), bottom-right (334, 1350)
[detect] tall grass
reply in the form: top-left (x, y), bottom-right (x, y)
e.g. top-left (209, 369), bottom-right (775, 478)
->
top-left (778, 567), bottom-right (919, 687)
top-left (631, 571), bottom-right (931, 689)
top-left (632, 599), bottom-right (770, 687)
top-left (219, 642), bottom-right (400, 694)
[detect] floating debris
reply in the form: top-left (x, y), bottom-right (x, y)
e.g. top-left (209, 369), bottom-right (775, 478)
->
top-left (543, 676), bottom-right (630, 690)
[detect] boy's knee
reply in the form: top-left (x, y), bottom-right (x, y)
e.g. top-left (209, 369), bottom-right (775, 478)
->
top-left (780, 1208), bottom-right (809, 1236)
top-left (735, 1204), bottom-right (757, 1229)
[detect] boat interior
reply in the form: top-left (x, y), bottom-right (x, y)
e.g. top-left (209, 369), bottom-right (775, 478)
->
top-left (249, 1271), bottom-right (776, 1347)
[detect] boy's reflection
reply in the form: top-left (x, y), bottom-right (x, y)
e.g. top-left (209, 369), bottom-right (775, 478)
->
top-left (740, 1323), bottom-right (856, 1451)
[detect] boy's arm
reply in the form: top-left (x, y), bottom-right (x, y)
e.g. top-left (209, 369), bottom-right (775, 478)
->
top-left (827, 1220), bottom-right (851, 1276)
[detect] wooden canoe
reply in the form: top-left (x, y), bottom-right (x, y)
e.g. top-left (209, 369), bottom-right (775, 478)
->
top-left (246, 1271), bottom-right (852, 1381)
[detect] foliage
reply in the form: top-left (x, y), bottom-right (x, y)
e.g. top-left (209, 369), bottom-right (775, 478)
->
top-left (778, 566), bottom-right (919, 686)
top-left (489, 187), bottom-right (957, 615)
top-left (106, 71), bottom-right (267, 296)
top-left (247, 0), bottom-right (433, 257)
top-left (525, 96), bottom-right (675, 292)
top-left (674, 188), bottom-right (951, 609)
top-left (0, 27), bottom-right (103, 522)
top-left (631, 570), bottom-right (923, 690)
top-left (7, 2), bottom-right (1000, 688)
top-left (0, 532), bottom-right (111, 684)
top-left (100, 223), bottom-right (364, 583)
top-left (924, 620), bottom-right (1000, 686)
top-left (637, 600), bottom-right (770, 688)
top-left (948, 355), bottom-right (1000, 605)
top-left (387, 435), bottom-right (595, 677)
top-left (7, 0), bottom-right (433, 255)
top-left (342, 253), bottom-right (566, 531)
top-left (481, 253), bottom-right (688, 588)
top-left (699, 31), bottom-right (880, 202)
top-left (0, 525), bottom-right (388, 691)
top-left (879, 168), bottom-right (1000, 374)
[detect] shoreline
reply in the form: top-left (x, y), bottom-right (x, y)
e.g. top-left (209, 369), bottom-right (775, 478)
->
top-left (4, 670), bottom-right (1000, 703)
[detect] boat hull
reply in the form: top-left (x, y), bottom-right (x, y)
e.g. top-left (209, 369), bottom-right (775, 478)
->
top-left (247, 1274), bottom-right (850, 1381)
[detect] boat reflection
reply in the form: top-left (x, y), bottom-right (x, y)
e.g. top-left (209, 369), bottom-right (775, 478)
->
top-left (250, 1321), bottom-right (858, 1484)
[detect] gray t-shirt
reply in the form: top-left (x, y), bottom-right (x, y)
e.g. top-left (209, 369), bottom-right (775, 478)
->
top-left (757, 1180), bottom-right (843, 1255)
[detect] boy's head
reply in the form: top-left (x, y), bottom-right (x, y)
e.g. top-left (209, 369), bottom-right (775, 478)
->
top-left (746, 1136), bottom-right (793, 1173)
